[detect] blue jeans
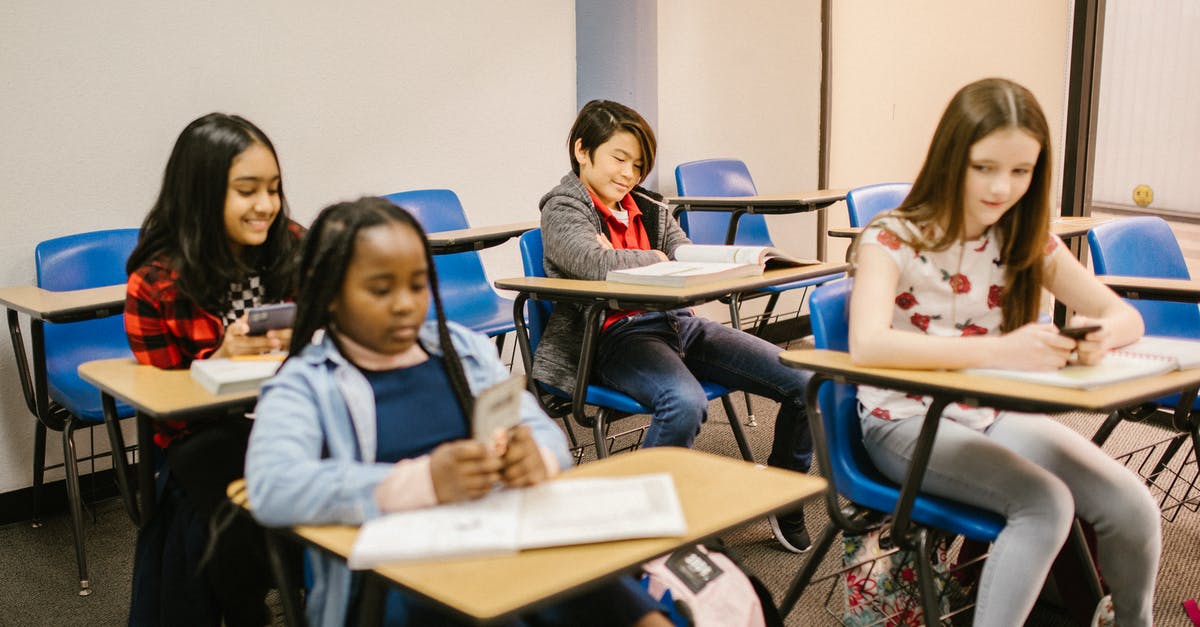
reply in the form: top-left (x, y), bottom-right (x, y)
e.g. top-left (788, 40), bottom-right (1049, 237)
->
top-left (593, 310), bottom-right (812, 472)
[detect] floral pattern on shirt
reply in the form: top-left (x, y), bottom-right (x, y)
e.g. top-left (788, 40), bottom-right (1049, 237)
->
top-left (856, 216), bottom-right (1062, 431)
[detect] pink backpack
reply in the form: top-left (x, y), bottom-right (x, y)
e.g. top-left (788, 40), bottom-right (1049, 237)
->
top-left (640, 543), bottom-right (782, 627)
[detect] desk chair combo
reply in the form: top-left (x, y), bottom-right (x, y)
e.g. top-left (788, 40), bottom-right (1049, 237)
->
top-left (1088, 216), bottom-right (1200, 520)
top-left (383, 189), bottom-right (518, 354)
top-left (13, 228), bottom-right (139, 595)
top-left (778, 278), bottom-right (1002, 623)
top-left (674, 158), bottom-right (844, 425)
top-left (513, 228), bottom-right (753, 462)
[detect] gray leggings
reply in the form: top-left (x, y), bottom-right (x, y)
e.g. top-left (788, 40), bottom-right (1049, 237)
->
top-left (860, 411), bottom-right (1161, 627)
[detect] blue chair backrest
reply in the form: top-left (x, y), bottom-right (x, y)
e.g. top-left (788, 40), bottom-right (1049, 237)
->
top-left (845, 182), bottom-right (911, 228)
top-left (1088, 216), bottom-right (1200, 339)
top-left (674, 159), bottom-right (772, 246)
top-left (808, 278), bottom-right (892, 500)
top-left (384, 189), bottom-right (496, 319)
top-left (518, 229), bottom-right (553, 356)
top-left (35, 228), bottom-right (140, 416)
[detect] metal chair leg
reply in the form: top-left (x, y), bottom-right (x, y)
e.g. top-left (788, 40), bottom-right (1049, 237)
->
top-left (720, 396), bottom-right (753, 462)
top-left (911, 528), bottom-right (940, 625)
top-left (594, 408), bottom-right (611, 459)
top-left (31, 420), bottom-right (46, 528)
top-left (62, 420), bottom-right (91, 596)
top-left (726, 296), bottom-right (757, 427)
top-left (779, 520), bottom-right (840, 617)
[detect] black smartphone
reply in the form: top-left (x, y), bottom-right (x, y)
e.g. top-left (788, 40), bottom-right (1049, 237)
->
top-left (246, 302), bottom-right (296, 335)
top-left (1059, 324), bottom-right (1101, 340)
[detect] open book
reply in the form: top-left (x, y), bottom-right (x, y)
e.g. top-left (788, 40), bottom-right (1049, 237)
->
top-left (605, 244), bottom-right (818, 288)
top-left (962, 335), bottom-right (1200, 389)
top-left (347, 473), bottom-right (687, 568)
top-left (189, 354), bottom-right (286, 395)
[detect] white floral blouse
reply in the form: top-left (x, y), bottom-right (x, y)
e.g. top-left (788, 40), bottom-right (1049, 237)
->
top-left (856, 215), bottom-right (1062, 431)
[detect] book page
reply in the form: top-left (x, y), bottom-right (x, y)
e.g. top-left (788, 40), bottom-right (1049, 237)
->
top-left (1120, 336), bottom-right (1200, 370)
top-left (517, 473), bottom-right (687, 549)
top-left (347, 489), bottom-right (523, 568)
top-left (964, 352), bottom-right (1175, 389)
top-left (674, 244), bottom-right (765, 265)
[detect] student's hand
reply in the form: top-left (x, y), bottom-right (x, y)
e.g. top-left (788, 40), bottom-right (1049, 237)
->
top-left (211, 316), bottom-right (284, 358)
top-left (500, 425), bottom-right (549, 488)
top-left (996, 322), bottom-right (1076, 371)
top-left (595, 233), bottom-right (614, 249)
top-left (429, 440), bottom-right (503, 503)
top-left (1065, 315), bottom-right (1110, 365)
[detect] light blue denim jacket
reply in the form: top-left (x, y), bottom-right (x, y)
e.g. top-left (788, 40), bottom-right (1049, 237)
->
top-left (245, 320), bottom-right (571, 626)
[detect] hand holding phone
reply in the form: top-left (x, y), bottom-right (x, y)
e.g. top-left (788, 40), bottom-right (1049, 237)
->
top-left (1059, 324), bottom-right (1101, 340)
top-left (246, 302), bottom-right (297, 336)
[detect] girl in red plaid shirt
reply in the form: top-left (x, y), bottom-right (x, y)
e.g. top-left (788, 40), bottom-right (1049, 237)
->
top-left (124, 113), bottom-right (303, 626)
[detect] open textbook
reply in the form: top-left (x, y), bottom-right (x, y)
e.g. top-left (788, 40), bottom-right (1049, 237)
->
top-left (962, 335), bottom-right (1200, 389)
top-left (605, 244), bottom-right (819, 288)
top-left (347, 473), bottom-right (687, 568)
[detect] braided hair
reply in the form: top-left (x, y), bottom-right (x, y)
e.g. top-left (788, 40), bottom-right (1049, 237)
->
top-left (290, 196), bottom-right (475, 420)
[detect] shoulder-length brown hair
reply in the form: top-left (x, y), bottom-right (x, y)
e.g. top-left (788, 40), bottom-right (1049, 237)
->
top-left (856, 77), bottom-right (1053, 331)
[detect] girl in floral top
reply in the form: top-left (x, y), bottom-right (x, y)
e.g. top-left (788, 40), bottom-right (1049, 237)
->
top-left (850, 78), bottom-right (1158, 626)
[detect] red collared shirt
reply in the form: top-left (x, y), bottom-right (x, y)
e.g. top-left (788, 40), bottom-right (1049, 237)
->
top-left (587, 189), bottom-right (651, 330)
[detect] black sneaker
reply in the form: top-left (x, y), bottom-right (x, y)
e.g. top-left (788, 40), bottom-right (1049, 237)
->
top-left (770, 508), bottom-right (812, 553)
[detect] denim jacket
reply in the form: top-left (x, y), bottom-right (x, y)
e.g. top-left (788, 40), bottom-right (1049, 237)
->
top-left (245, 320), bottom-right (570, 626)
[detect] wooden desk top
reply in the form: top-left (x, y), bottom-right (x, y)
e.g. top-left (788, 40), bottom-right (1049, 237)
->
top-left (1100, 275), bottom-right (1200, 303)
top-left (78, 357), bottom-right (258, 420)
top-left (780, 349), bottom-right (1200, 414)
top-left (426, 220), bottom-right (538, 254)
top-left (231, 447), bottom-right (825, 622)
top-left (827, 216), bottom-right (1112, 240)
top-left (494, 263), bottom-right (848, 309)
top-left (0, 284), bottom-right (125, 322)
top-left (667, 190), bottom-right (849, 212)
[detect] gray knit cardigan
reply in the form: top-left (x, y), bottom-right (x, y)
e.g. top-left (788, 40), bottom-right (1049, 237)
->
top-left (531, 174), bottom-right (692, 393)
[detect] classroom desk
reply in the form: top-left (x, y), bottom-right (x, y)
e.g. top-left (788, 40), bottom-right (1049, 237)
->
top-left (495, 263), bottom-right (849, 441)
top-left (77, 357), bottom-right (259, 527)
top-left (667, 190), bottom-right (850, 262)
top-left (0, 283), bottom-right (127, 594)
top-left (775, 348), bottom-right (1200, 617)
top-left (230, 447), bottom-right (827, 625)
top-left (826, 215), bottom-right (1112, 241)
top-left (425, 220), bottom-right (538, 254)
top-left (1099, 275), bottom-right (1200, 303)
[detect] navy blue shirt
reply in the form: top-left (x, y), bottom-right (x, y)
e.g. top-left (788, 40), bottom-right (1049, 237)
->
top-left (363, 358), bottom-right (468, 463)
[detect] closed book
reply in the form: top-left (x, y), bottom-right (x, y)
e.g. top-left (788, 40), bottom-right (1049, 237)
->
top-left (189, 355), bottom-right (285, 395)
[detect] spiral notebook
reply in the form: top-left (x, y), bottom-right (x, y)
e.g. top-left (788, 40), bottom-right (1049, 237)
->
top-left (963, 335), bottom-right (1200, 389)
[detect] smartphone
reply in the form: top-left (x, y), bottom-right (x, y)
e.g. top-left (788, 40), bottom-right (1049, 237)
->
top-left (1059, 324), bottom-right (1101, 340)
top-left (246, 302), bottom-right (296, 335)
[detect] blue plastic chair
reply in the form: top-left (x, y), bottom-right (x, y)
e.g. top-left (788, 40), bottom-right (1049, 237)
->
top-left (845, 182), bottom-right (912, 227)
top-left (515, 229), bottom-right (752, 461)
top-left (780, 278), bottom-right (1005, 620)
top-left (675, 158), bottom-right (845, 424)
top-left (383, 189), bottom-right (518, 351)
top-left (33, 227), bottom-right (139, 595)
top-left (1087, 216), bottom-right (1200, 474)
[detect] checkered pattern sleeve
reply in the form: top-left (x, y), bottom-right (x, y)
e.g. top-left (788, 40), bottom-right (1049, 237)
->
top-left (125, 260), bottom-right (224, 370)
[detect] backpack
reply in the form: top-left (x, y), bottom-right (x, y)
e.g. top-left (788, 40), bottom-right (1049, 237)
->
top-left (640, 541), bottom-right (783, 627)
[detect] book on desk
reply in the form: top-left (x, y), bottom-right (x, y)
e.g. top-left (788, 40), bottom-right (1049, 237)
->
top-left (605, 244), bottom-right (818, 288)
top-left (189, 354), bottom-right (286, 395)
top-left (347, 473), bottom-right (687, 568)
top-left (963, 335), bottom-right (1200, 389)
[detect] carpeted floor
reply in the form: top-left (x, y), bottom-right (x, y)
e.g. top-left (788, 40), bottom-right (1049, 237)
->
top-left (3, 392), bottom-right (1200, 625)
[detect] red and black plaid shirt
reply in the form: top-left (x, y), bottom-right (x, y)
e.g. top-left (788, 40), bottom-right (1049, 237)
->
top-left (125, 221), bottom-right (304, 447)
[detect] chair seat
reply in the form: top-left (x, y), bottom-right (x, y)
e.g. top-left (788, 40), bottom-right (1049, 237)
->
top-left (47, 346), bottom-right (136, 422)
top-left (540, 380), bottom-right (731, 416)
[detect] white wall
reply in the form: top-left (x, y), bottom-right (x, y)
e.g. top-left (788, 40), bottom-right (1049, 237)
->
top-left (1093, 0), bottom-right (1200, 215)
top-left (0, 2), bottom-right (576, 494)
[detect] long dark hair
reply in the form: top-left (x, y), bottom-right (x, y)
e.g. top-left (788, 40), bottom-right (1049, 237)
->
top-left (291, 196), bottom-right (475, 419)
top-left (127, 113), bottom-right (298, 312)
top-left (855, 78), bottom-right (1052, 331)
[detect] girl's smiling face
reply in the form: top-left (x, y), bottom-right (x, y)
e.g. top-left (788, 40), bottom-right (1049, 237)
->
top-left (574, 130), bottom-right (644, 209)
top-left (961, 127), bottom-right (1041, 239)
top-left (329, 222), bottom-right (430, 356)
top-left (223, 142), bottom-right (281, 256)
